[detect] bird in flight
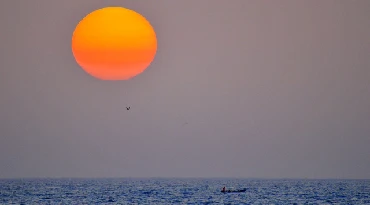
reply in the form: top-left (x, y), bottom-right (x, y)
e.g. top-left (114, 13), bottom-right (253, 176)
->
top-left (126, 107), bottom-right (130, 110)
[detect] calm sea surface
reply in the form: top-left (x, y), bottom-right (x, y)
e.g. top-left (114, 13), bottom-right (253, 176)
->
top-left (0, 178), bottom-right (369, 204)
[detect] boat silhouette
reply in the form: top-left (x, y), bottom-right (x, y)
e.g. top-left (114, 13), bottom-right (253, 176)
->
top-left (221, 188), bottom-right (247, 193)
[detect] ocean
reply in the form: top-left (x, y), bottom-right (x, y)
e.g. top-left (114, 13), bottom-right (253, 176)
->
top-left (0, 178), bottom-right (369, 204)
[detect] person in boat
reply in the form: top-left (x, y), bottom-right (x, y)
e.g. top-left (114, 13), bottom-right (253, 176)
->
top-left (222, 187), bottom-right (226, 192)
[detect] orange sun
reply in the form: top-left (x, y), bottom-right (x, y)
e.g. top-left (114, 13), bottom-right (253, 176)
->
top-left (72, 7), bottom-right (157, 80)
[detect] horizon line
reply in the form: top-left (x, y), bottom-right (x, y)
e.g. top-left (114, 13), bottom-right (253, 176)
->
top-left (1, 176), bottom-right (369, 180)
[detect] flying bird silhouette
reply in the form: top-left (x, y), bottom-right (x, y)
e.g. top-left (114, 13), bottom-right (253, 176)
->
top-left (126, 107), bottom-right (130, 110)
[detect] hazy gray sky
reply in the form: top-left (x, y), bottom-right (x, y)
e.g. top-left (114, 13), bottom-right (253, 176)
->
top-left (1, 0), bottom-right (369, 179)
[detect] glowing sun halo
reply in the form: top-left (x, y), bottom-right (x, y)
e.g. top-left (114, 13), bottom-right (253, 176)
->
top-left (72, 7), bottom-right (157, 80)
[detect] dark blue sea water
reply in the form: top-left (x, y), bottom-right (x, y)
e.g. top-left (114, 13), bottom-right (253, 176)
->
top-left (0, 178), bottom-right (369, 204)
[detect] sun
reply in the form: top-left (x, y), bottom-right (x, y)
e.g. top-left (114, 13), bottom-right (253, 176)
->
top-left (71, 7), bottom-right (157, 80)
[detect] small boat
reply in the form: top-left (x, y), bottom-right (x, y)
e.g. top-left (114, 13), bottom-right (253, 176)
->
top-left (221, 188), bottom-right (247, 193)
